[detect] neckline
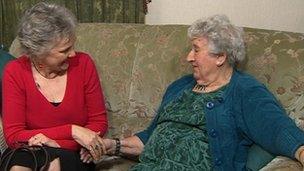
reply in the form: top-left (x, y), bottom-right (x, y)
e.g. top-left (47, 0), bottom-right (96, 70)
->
top-left (192, 82), bottom-right (229, 94)
top-left (32, 61), bottom-right (58, 79)
top-left (51, 102), bottom-right (61, 107)
top-left (192, 68), bottom-right (233, 94)
top-left (28, 57), bottom-right (69, 108)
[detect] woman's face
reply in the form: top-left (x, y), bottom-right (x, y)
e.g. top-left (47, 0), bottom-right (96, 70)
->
top-left (40, 37), bottom-right (76, 73)
top-left (186, 37), bottom-right (220, 85)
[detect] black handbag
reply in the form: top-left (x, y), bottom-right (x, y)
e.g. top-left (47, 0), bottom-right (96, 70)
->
top-left (0, 144), bottom-right (50, 171)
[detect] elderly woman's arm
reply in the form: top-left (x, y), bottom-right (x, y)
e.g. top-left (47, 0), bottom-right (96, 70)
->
top-left (102, 136), bottom-right (144, 156)
top-left (88, 115), bottom-right (159, 160)
top-left (88, 119), bottom-right (157, 160)
top-left (238, 81), bottom-right (304, 163)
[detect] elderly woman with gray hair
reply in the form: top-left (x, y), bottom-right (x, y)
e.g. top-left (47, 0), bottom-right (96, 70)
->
top-left (1, 2), bottom-right (107, 171)
top-left (94, 15), bottom-right (304, 170)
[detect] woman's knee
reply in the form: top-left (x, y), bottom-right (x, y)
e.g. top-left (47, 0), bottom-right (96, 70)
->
top-left (48, 157), bottom-right (60, 171)
top-left (10, 165), bottom-right (32, 171)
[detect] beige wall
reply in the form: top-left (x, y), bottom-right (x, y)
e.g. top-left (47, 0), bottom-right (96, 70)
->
top-left (145, 0), bottom-right (304, 33)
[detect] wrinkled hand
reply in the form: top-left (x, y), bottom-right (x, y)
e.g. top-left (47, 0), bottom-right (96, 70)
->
top-left (72, 125), bottom-right (106, 161)
top-left (100, 138), bottom-right (116, 155)
top-left (28, 133), bottom-right (60, 148)
top-left (71, 125), bottom-right (99, 148)
top-left (87, 135), bottom-right (107, 161)
top-left (80, 148), bottom-right (93, 163)
top-left (86, 138), bottom-right (122, 161)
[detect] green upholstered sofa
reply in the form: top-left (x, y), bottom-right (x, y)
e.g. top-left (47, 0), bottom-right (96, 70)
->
top-left (7, 23), bottom-right (304, 171)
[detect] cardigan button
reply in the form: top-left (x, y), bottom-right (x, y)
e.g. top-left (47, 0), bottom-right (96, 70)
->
top-left (206, 102), bottom-right (214, 109)
top-left (210, 129), bottom-right (217, 137)
top-left (215, 158), bottom-right (222, 166)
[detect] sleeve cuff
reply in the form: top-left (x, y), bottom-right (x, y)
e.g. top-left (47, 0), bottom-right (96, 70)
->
top-left (276, 126), bottom-right (304, 158)
top-left (134, 131), bottom-right (149, 145)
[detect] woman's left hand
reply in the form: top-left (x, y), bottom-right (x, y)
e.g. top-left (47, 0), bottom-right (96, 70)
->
top-left (71, 125), bottom-right (100, 148)
top-left (28, 133), bottom-right (60, 147)
top-left (72, 125), bottom-right (106, 161)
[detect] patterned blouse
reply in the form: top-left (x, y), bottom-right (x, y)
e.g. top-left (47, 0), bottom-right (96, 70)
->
top-left (131, 85), bottom-right (227, 171)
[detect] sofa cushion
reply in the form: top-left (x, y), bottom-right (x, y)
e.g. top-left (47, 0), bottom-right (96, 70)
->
top-left (243, 28), bottom-right (304, 120)
top-left (121, 25), bottom-right (192, 138)
top-left (73, 24), bottom-right (148, 138)
top-left (260, 156), bottom-right (302, 171)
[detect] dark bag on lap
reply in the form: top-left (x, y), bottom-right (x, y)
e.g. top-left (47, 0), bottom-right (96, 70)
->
top-left (0, 145), bottom-right (51, 171)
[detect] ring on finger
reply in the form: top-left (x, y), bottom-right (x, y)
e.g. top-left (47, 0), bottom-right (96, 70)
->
top-left (95, 145), bottom-right (99, 150)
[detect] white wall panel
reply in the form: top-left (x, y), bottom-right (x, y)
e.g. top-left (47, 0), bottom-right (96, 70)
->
top-left (146, 0), bottom-right (304, 33)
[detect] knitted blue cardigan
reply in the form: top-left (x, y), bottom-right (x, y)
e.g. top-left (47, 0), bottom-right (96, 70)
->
top-left (136, 69), bottom-right (304, 171)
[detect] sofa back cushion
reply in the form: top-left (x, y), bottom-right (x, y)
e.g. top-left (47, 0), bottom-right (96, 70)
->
top-left (9, 24), bottom-right (304, 138)
top-left (129, 25), bottom-right (191, 118)
top-left (243, 28), bottom-right (304, 121)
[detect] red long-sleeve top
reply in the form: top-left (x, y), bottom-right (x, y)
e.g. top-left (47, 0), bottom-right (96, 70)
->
top-left (2, 52), bottom-right (108, 151)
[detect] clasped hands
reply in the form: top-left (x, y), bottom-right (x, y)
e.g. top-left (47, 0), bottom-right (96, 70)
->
top-left (28, 125), bottom-right (113, 164)
top-left (71, 125), bottom-right (115, 163)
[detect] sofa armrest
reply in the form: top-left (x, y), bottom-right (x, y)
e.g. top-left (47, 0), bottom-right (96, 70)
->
top-left (260, 156), bottom-right (302, 171)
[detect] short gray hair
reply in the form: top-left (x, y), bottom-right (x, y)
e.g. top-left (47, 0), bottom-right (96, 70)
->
top-left (17, 2), bottom-right (77, 57)
top-left (188, 14), bottom-right (245, 66)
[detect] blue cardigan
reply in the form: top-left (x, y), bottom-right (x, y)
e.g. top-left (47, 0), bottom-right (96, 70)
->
top-left (0, 49), bottom-right (15, 112)
top-left (136, 69), bottom-right (304, 170)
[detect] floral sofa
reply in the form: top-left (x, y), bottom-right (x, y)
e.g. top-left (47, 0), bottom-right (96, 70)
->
top-left (7, 23), bottom-right (304, 170)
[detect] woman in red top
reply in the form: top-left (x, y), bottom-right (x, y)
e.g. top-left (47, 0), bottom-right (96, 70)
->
top-left (2, 2), bottom-right (107, 171)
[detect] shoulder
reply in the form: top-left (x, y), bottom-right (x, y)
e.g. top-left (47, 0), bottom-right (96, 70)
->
top-left (167, 74), bottom-right (194, 90)
top-left (71, 51), bottom-right (94, 63)
top-left (69, 51), bottom-right (97, 69)
top-left (233, 70), bottom-right (264, 89)
top-left (161, 74), bottom-right (194, 104)
top-left (69, 52), bottom-right (101, 83)
top-left (2, 56), bottom-right (30, 88)
top-left (232, 70), bottom-right (273, 98)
